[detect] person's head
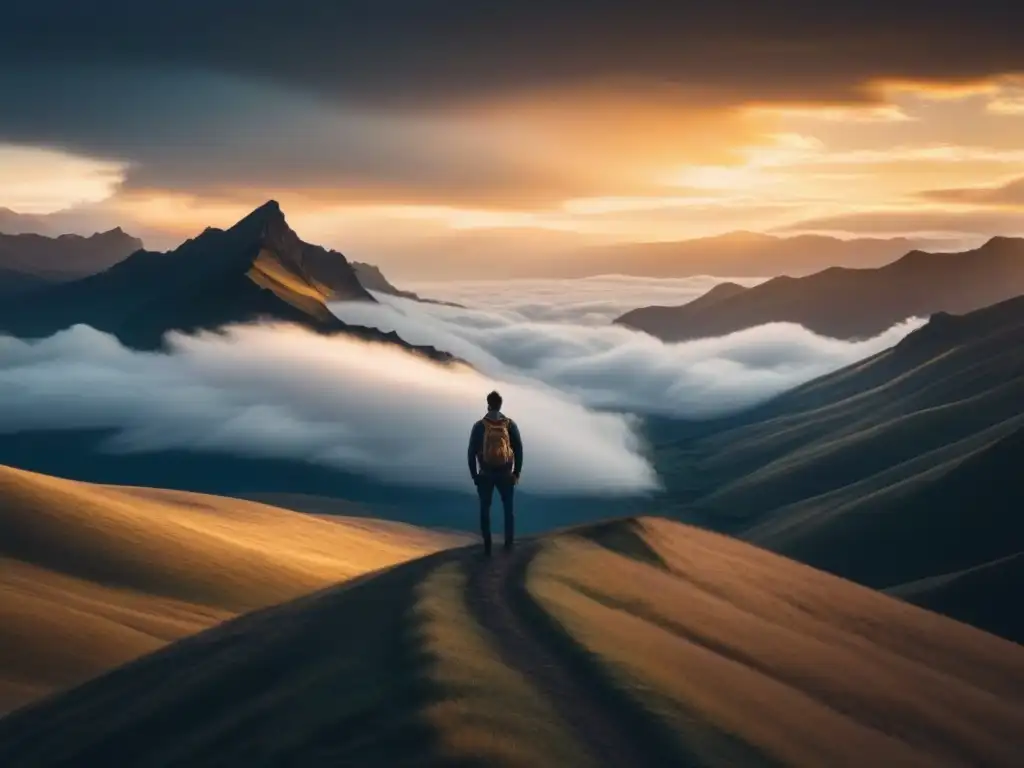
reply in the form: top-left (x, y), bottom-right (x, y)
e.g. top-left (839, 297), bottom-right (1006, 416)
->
top-left (486, 390), bottom-right (503, 412)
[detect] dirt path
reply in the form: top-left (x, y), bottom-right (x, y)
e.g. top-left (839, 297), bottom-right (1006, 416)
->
top-left (463, 543), bottom-right (690, 768)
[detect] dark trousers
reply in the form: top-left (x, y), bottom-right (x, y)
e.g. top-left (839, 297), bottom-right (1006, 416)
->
top-left (477, 473), bottom-right (515, 549)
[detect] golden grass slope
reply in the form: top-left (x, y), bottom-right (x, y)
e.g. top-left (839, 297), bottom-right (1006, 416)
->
top-left (531, 518), bottom-right (1024, 766)
top-left (0, 548), bottom-right (587, 767)
top-left (0, 464), bottom-right (467, 713)
top-left (1, 515), bottom-right (1020, 766)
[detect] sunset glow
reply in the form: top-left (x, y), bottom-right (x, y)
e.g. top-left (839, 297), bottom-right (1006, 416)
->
top-left (2, 9), bottom-right (1024, 274)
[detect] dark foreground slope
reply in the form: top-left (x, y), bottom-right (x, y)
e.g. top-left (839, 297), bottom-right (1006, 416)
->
top-left (0, 201), bottom-right (452, 361)
top-left (616, 236), bottom-right (1024, 341)
top-left (1, 518), bottom-right (1020, 767)
top-left (655, 295), bottom-right (1024, 641)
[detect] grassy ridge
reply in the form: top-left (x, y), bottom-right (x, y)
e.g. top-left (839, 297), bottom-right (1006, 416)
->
top-left (0, 464), bottom-right (463, 713)
top-left (3, 515), bottom-right (1021, 766)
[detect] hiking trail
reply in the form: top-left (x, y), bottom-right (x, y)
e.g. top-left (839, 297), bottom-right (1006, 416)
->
top-left (462, 542), bottom-right (690, 768)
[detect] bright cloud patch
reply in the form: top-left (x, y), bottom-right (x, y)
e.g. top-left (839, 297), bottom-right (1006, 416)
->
top-left (0, 323), bottom-right (657, 495)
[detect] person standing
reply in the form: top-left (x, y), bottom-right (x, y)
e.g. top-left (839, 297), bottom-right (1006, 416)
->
top-left (467, 390), bottom-right (523, 555)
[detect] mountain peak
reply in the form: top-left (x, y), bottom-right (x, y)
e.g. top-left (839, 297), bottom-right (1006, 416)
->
top-left (256, 199), bottom-right (282, 215)
top-left (214, 200), bottom-right (295, 255)
top-left (235, 199), bottom-right (285, 229)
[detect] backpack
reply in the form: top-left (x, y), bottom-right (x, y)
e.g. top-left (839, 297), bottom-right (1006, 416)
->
top-left (479, 417), bottom-right (514, 468)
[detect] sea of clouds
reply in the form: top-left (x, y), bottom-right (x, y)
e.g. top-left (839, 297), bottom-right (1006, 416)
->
top-left (0, 276), bottom-right (925, 495)
top-left (332, 283), bottom-right (925, 417)
top-left (404, 274), bottom-right (767, 325)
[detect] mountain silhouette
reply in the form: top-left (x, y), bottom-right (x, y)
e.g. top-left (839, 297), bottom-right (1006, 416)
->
top-left (616, 236), bottom-right (1024, 340)
top-left (563, 231), bottom-right (932, 279)
top-left (0, 201), bottom-right (454, 361)
top-left (0, 228), bottom-right (143, 295)
top-left (654, 294), bottom-right (1024, 642)
top-left (0, 207), bottom-right (59, 237)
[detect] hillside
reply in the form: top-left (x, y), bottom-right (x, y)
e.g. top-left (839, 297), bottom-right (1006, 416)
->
top-left (0, 201), bottom-right (454, 361)
top-left (616, 236), bottom-right (1024, 341)
top-left (0, 228), bottom-right (143, 294)
top-left (887, 554), bottom-right (1024, 646)
top-left (0, 464), bottom-right (466, 713)
top-left (652, 294), bottom-right (1024, 642)
top-left (0, 517), bottom-right (1020, 766)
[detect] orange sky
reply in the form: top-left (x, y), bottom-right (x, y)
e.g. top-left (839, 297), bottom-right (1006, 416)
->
top-left (4, 75), bottom-right (1024, 264)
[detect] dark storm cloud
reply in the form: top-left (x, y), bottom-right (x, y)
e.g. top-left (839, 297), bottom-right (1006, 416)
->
top-left (3, 2), bottom-right (1024, 205)
top-left (4, 1), bottom-right (1024, 109)
top-left (0, 67), bottom-right (586, 204)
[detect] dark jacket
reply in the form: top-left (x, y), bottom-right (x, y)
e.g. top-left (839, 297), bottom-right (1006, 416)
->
top-left (468, 410), bottom-right (523, 479)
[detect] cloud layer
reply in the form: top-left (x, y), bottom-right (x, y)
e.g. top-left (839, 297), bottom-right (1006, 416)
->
top-left (404, 275), bottom-right (767, 325)
top-left (0, 323), bottom-right (657, 496)
top-left (0, 277), bottom-right (924, 495)
top-left (332, 284), bottom-right (926, 419)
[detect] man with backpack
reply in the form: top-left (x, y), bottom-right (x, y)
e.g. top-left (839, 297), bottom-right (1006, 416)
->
top-left (467, 390), bottom-right (523, 556)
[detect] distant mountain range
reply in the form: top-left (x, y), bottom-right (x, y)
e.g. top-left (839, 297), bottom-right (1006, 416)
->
top-left (0, 207), bottom-right (61, 236)
top-left (0, 228), bottom-right (143, 295)
top-left (617, 236), bottom-right (1024, 341)
top-left (650, 293), bottom-right (1024, 643)
top-left (0, 205), bottom-right (956, 281)
top-left (0, 201), bottom-right (453, 362)
top-left (560, 231), bottom-right (944, 279)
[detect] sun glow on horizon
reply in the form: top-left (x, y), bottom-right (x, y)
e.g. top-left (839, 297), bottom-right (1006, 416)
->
top-left (0, 144), bottom-right (126, 214)
top-left (4, 77), bottom-right (1024, 252)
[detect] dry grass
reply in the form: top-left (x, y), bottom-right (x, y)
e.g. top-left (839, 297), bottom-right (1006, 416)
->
top-left (0, 550), bottom-right (584, 767)
top-left (2, 507), bottom-right (1021, 766)
top-left (528, 517), bottom-right (1024, 767)
top-left (416, 560), bottom-right (593, 767)
top-left (0, 464), bottom-right (463, 713)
